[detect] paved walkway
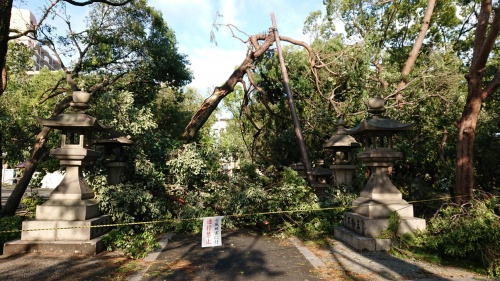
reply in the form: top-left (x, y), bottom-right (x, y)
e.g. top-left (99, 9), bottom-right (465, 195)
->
top-left (130, 230), bottom-right (322, 281)
top-left (0, 228), bottom-right (496, 280)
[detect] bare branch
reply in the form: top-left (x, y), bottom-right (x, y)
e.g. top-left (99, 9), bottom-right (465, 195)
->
top-left (63, 0), bottom-right (132, 7)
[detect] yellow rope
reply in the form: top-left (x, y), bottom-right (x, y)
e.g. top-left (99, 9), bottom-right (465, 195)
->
top-left (0, 194), bottom-right (477, 234)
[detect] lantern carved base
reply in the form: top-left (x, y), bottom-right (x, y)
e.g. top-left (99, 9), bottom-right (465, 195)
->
top-left (3, 150), bottom-right (111, 256)
top-left (3, 200), bottom-right (112, 256)
top-left (3, 238), bottom-right (107, 256)
top-left (334, 226), bottom-right (393, 251)
top-left (335, 148), bottom-right (426, 251)
top-left (334, 212), bottom-right (425, 251)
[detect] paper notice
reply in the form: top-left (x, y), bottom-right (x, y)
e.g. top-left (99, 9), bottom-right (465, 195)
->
top-left (201, 216), bottom-right (224, 247)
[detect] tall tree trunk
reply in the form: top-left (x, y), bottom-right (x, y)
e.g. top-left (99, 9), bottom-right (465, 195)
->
top-left (0, 96), bottom-right (71, 217)
top-left (0, 0), bottom-right (13, 95)
top-left (271, 13), bottom-right (314, 184)
top-left (0, 133), bottom-right (2, 211)
top-left (0, 0), bottom-right (13, 211)
top-left (454, 93), bottom-right (482, 203)
top-left (453, 1), bottom-right (500, 204)
top-left (181, 29), bottom-right (315, 143)
top-left (0, 127), bottom-right (51, 216)
top-left (395, 0), bottom-right (435, 99)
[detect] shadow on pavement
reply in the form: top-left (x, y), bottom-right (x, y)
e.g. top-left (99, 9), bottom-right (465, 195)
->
top-left (142, 229), bottom-right (321, 281)
top-left (0, 252), bottom-right (125, 281)
top-left (328, 239), bottom-right (482, 281)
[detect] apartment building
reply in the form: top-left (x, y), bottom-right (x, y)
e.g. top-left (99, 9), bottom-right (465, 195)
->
top-left (10, 9), bottom-right (62, 71)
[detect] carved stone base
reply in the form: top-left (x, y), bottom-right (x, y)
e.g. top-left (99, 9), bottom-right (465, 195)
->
top-left (3, 237), bottom-right (106, 256)
top-left (352, 197), bottom-right (414, 218)
top-left (35, 199), bottom-right (101, 221)
top-left (343, 212), bottom-right (425, 238)
top-left (21, 215), bottom-right (112, 241)
top-left (334, 226), bottom-right (392, 251)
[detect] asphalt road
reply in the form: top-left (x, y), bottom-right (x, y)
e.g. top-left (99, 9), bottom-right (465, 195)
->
top-left (1, 185), bottom-right (52, 208)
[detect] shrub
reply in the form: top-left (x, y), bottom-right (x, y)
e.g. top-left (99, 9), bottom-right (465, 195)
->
top-left (20, 192), bottom-right (46, 218)
top-left (169, 165), bottom-right (356, 240)
top-left (0, 216), bottom-right (23, 255)
top-left (102, 227), bottom-right (158, 259)
top-left (90, 154), bottom-right (174, 258)
top-left (402, 196), bottom-right (500, 277)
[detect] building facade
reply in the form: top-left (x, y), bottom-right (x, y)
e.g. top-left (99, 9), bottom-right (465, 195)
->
top-left (10, 9), bottom-right (62, 71)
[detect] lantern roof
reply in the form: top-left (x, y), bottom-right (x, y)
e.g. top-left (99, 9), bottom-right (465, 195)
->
top-left (346, 97), bottom-right (414, 136)
top-left (323, 118), bottom-right (361, 149)
top-left (93, 132), bottom-right (133, 146)
top-left (37, 113), bottom-right (112, 133)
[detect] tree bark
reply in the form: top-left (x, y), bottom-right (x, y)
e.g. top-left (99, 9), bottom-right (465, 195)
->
top-left (453, 1), bottom-right (500, 204)
top-left (0, 97), bottom-right (71, 217)
top-left (271, 13), bottom-right (314, 184)
top-left (455, 94), bottom-right (481, 203)
top-left (0, 0), bottom-right (13, 95)
top-left (395, 0), bottom-right (435, 99)
top-left (181, 29), bottom-right (315, 143)
top-left (181, 33), bottom-right (274, 143)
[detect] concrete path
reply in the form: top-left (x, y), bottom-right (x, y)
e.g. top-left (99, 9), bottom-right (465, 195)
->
top-left (128, 230), bottom-right (495, 281)
top-left (0, 228), bottom-right (495, 280)
top-left (132, 229), bottom-right (322, 281)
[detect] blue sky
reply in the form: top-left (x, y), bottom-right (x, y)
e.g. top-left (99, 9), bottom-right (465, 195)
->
top-left (14, 0), bottom-right (327, 96)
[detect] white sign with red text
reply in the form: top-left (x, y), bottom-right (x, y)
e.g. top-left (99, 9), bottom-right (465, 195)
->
top-left (201, 216), bottom-right (224, 247)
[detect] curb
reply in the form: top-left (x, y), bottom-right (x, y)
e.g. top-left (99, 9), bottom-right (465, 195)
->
top-left (126, 232), bottom-right (174, 281)
top-left (126, 232), bottom-right (326, 280)
top-left (288, 236), bottom-right (326, 269)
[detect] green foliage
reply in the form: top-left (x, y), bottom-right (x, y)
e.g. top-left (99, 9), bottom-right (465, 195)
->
top-left (166, 144), bottom-right (356, 240)
top-left (91, 177), bottom-right (173, 258)
top-left (102, 227), bottom-right (158, 259)
top-left (378, 212), bottom-right (400, 239)
top-left (20, 192), bottom-right (46, 218)
top-left (400, 196), bottom-right (500, 277)
top-left (94, 181), bottom-right (170, 225)
top-left (1, 65), bottom-right (66, 167)
top-left (166, 143), bottom-right (210, 188)
top-left (0, 216), bottom-right (23, 255)
top-left (90, 153), bottom-right (175, 258)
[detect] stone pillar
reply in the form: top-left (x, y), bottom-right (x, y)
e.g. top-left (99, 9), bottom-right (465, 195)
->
top-left (4, 92), bottom-right (112, 256)
top-left (105, 161), bottom-right (126, 185)
top-left (323, 118), bottom-right (360, 187)
top-left (334, 98), bottom-right (426, 251)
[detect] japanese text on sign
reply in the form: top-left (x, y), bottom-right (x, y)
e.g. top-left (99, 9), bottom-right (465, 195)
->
top-left (201, 216), bottom-right (224, 247)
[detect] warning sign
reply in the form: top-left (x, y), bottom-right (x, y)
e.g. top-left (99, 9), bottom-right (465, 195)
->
top-left (201, 216), bottom-right (224, 247)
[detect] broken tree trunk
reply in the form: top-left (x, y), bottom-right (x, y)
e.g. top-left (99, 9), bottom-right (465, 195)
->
top-left (271, 13), bottom-right (314, 185)
top-left (181, 33), bottom-right (275, 143)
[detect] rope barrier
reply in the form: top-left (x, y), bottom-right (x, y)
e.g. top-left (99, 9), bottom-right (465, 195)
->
top-left (0, 194), bottom-right (493, 234)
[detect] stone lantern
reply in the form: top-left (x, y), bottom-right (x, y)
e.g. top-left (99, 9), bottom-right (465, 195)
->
top-left (94, 133), bottom-right (133, 185)
top-left (4, 91), bottom-right (112, 256)
top-left (291, 161), bottom-right (307, 180)
top-left (334, 97), bottom-right (425, 251)
top-left (311, 160), bottom-right (332, 197)
top-left (323, 118), bottom-right (360, 186)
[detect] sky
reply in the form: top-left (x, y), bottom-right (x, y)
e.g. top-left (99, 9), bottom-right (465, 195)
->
top-left (14, 0), bottom-right (327, 96)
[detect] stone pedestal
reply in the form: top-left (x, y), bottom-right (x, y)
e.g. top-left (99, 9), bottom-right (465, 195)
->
top-left (335, 150), bottom-right (425, 251)
top-left (4, 142), bottom-right (111, 256)
top-left (105, 161), bottom-right (126, 185)
top-left (331, 164), bottom-right (356, 186)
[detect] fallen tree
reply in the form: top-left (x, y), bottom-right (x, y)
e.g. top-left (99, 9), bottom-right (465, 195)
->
top-left (181, 27), bottom-right (315, 143)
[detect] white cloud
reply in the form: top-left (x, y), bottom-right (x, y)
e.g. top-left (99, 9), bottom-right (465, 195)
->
top-left (187, 47), bottom-right (247, 95)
